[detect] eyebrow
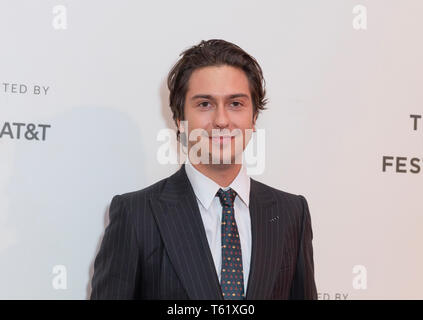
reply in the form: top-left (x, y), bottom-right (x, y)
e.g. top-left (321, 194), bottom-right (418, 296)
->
top-left (190, 93), bottom-right (250, 102)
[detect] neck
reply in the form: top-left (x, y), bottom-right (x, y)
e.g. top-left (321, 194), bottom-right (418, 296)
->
top-left (190, 160), bottom-right (242, 188)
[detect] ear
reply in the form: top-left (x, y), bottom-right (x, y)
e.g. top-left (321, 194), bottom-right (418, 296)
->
top-left (177, 119), bottom-right (184, 132)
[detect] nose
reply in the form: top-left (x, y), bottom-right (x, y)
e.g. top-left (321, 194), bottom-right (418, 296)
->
top-left (213, 104), bottom-right (230, 129)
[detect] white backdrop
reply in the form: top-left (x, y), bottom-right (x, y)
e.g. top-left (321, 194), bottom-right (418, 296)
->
top-left (1, 0), bottom-right (422, 299)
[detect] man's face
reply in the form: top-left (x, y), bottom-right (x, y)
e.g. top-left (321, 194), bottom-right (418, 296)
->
top-left (178, 65), bottom-right (256, 165)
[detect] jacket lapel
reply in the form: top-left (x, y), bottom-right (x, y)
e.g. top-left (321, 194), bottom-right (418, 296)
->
top-left (150, 164), bottom-right (223, 300)
top-left (246, 178), bottom-right (287, 299)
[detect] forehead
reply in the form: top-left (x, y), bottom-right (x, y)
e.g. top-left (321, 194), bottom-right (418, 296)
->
top-left (186, 65), bottom-right (251, 97)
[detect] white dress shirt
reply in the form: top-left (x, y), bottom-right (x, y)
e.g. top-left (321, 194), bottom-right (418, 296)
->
top-left (184, 158), bottom-right (252, 294)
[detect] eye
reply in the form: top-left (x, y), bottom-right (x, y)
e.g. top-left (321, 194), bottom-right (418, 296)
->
top-left (230, 101), bottom-right (243, 107)
top-left (198, 101), bottom-right (212, 108)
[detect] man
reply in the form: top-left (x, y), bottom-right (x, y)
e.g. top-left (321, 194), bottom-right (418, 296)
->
top-left (90, 39), bottom-right (317, 300)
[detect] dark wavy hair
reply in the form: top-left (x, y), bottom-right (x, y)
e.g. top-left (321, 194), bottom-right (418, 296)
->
top-left (167, 39), bottom-right (268, 140)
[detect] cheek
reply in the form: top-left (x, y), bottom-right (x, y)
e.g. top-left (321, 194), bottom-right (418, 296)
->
top-left (232, 107), bottom-right (254, 125)
top-left (186, 112), bottom-right (212, 131)
top-left (232, 115), bottom-right (255, 131)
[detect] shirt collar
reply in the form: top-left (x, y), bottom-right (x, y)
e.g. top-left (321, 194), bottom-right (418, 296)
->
top-left (184, 157), bottom-right (250, 210)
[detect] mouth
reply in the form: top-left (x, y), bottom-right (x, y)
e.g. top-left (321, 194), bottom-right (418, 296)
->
top-left (209, 135), bottom-right (234, 145)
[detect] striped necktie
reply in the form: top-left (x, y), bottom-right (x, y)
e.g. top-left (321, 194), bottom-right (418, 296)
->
top-left (216, 188), bottom-right (245, 300)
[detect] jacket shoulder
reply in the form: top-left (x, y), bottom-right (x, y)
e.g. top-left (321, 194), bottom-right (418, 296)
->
top-left (113, 173), bottom-right (172, 208)
top-left (251, 178), bottom-right (306, 203)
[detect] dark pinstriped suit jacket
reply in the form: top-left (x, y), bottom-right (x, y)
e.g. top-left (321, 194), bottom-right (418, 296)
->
top-left (90, 164), bottom-right (317, 300)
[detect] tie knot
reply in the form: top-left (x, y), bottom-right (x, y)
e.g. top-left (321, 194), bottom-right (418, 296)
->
top-left (216, 188), bottom-right (237, 207)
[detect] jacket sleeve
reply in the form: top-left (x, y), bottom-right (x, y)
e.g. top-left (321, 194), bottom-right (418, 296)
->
top-left (90, 195), bottom-right (140, 299)
top-left (289, 195), bottom-right (318, 300)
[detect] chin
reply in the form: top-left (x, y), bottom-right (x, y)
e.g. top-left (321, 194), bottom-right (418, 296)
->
top-left (209, 152), bottom-right (243, 165)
